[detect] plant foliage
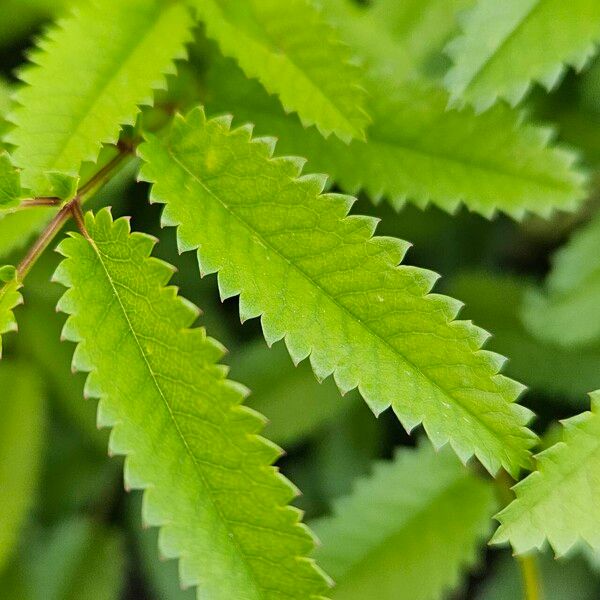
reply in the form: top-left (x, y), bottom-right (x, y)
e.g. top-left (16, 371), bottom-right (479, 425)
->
top-left (2, 0), bottom-right (600, 595)
top-left (8, 0), bottom-right (193, 196)
top-left (493, 392), bottom-right (600, 555)
top-left (313, 443), bottom-right (496, 600)
top-left (54, 209), bottom-right (330, 598)
top-left (139, 107), bottom-right (536, 477)
top-left (189, 0), bottom-right (369, 142)
top-left (445, 0), bottom-right (600, 111)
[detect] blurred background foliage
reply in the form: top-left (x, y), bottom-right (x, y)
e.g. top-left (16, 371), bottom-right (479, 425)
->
top-left (1, 0), bottom-right (600, 598)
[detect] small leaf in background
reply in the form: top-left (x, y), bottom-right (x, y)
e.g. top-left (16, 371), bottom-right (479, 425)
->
top-left (444, 0), bottom-right (600, 111)
top-left (312, 443), bottom-right (496, 599)
top-left (523, 211), bottom-right (600, 348)
top-left (27, 518), bottom-right (125, 600)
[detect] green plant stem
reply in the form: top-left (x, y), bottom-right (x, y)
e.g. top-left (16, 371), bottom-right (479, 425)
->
top-left (519, 554), bottom-right (542, 600)
top-left (495, 470), bottom-right (543, 600)
top-left (16, 145), bottom-right (133, 281)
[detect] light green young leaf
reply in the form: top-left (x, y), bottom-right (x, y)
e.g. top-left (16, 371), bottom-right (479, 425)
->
top-left (523, 214), bottom-right (600, 347)
top-left (312, 444), bottom-right (496, 599)
top-left (493, 391), bottom-right (600, 555)
top-left (0, 152), bottom-right (22, 209)
top-left (189, 0), bottom-right (369, 142)
top-left (139, 107), bottom-right (537, 476)
top-left (8, 0), bottom-right (193, 196)
top-left (449, 272), bottom-right (600, 401)
top-left (204, 56), bottom-right (586, 220)
top-left (27, 518), bottom-right (125, 600)
top-left (54, 209), bottom-right (330, 599)
top-left (230, 339), bottom-right (358, 448)
top-left (444, 0), bottom-right (600, 111)
top-left (0, 269), bottom-right (23, 358)
top-left (0, 362), bottom-right (45, 572)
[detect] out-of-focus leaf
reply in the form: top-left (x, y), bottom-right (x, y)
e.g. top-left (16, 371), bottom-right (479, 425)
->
top-left (27, 518), bottom-right (125, 600)
top-left (312, 443), bottom-right (496, 600)
top-left (318, 0), bottom-right (472, 80)
top-left (523, 213), bottom-right (600, 348)
top-left (444, 0), bottom-right (600, 111)
top-left (0, 363), bottom-right (45, 572)
top-left (204, 53), bottom-right (586, 221)
top-left (229, 339), bottom-right (358, 447)
top-left (189, 0), bottom-right (370, 142)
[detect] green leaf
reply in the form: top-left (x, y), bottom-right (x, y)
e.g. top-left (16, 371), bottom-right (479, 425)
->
top-left (28, 518), bottom-right (125, 600)
top-left (8, 0), bottom-right (193, 196)
top-left (448, 272), bottom-right (600, 401)
top-left (0, 362), bottom-right (45, 572)
top-left (53, 208), bottom-right (330, 599)
top-left (493, 391), bottom-right (600, 555)
top-left (522, 213), bottom-right (600, 347)
top-left (204, 56), bottom-right (586, 219)
top-left (318, 0), bottom-right (472, 80)
top-left (0, 270), bottom-right (23, 358)
top-left (312, 444), bottom-right (496, 599)
top-left (230, 339), bottom-right (358, 448)
top-left (189, 0), bottom-right (369, 142)
top-left (139, 107), bottom-right (537, 476)
top-left (444, 0), bottom-right (600, 111)
top-left (0, 152), bottom-right (22, 209)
